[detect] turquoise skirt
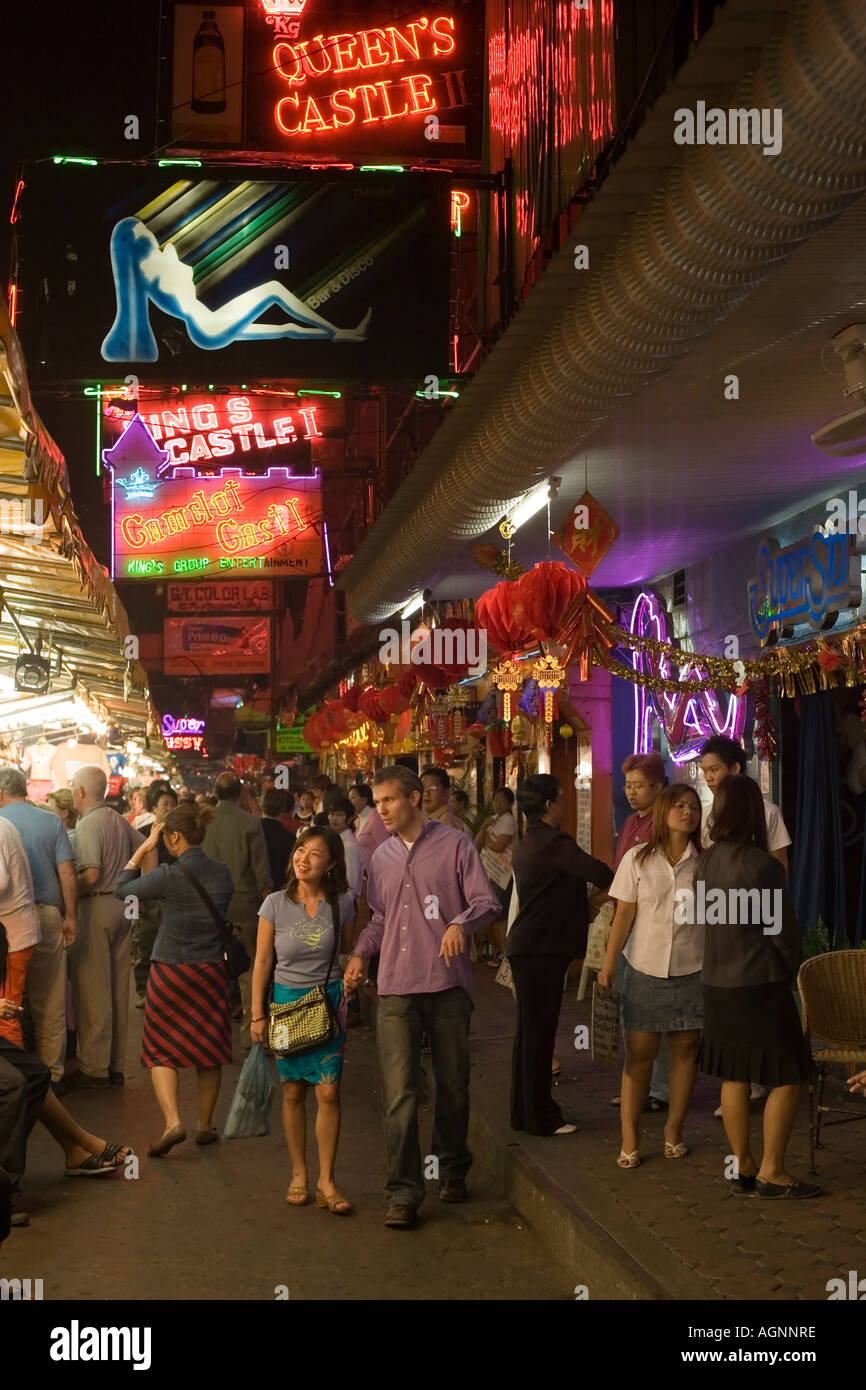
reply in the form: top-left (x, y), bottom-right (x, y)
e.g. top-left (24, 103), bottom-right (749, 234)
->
top-left (272, 979), bottom-right (347, 1085)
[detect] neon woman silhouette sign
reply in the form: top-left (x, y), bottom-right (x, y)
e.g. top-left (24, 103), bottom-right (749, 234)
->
top-left (629, 592), bottom-right (745, 764)
top-left (100, 218), bottom-right (372, 363)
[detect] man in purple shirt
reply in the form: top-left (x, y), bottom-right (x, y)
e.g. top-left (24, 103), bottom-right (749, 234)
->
top-left (344, 766), bottom-right (500, 1229)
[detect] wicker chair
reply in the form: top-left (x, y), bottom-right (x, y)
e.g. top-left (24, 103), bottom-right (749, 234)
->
top-left (797, 951), bottom-right (866, 1173)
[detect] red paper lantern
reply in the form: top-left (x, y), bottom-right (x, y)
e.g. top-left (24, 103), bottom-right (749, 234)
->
top-left (513, 562), bottom-right (586, 642)
top-left (342, 686), bottom-right (363, 713)
top-left (475, 581), bottom-right (536, 654)
top-left (488, 725), bottom-right (513, 758)
top-left (359, 686), bottom-right (387, 725)
top-left (379, 683), bottom-right (410, 718)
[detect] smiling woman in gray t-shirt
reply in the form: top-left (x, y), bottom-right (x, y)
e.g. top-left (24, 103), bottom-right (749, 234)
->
top-left (250, 826), bottom-right (355, 1215)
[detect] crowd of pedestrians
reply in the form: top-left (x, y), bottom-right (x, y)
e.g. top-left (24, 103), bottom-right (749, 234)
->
top-left (0, 737), bottom-right (843, 1248)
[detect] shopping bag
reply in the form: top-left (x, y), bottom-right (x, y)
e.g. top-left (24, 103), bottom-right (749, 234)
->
top-left (222, 1044), bottom-right (275, 1139)
top-left (591, 982), bottom-right (621, 1066)
top-left (494, 957), bottom-right (513, 990)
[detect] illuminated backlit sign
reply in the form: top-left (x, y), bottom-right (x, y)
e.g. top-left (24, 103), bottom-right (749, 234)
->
top-left (747, 530), bottom-right (862, 644)
top-left (162, 715), bottom-right (206, 737)
top-left (102, 394), bottom-right (321, 471)
top-left (246, 2), bottom-right (481, 158)
top-left (108, 418), bottom-right (321, 580)
top-left (167, 579), bottom-right (276, 612)
top-left (629, 592), bottom-right (745, 764)
top-left (165, 617), bottom-right (272, 675)
top-left (165, 734), bottom-right (206, 751)
top-left (20, 166), bottom-right (451, 381)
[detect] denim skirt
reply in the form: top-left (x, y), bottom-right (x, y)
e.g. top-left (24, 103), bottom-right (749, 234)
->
top-left (621, 962), bottom-right (703, 1033)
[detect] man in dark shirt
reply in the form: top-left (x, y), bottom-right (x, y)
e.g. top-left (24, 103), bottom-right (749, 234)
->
top-left (260, 788), bottom-right (295, 891)
top-left (507, 774), bottom-right (613, 1135)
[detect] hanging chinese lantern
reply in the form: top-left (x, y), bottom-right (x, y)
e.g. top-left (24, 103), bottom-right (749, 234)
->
top-left (533, 653), bottom-right (566, 723)
top-left (474, 581), bottom-right (536, 654)
top-left (513, 562), bottom-right (585, 642)
top-left (359, 686), bottom-right (387, 725)
top-left (559, 723), bottom-right (574, 739)
top-left (491, 657), bottom-right (523, 721)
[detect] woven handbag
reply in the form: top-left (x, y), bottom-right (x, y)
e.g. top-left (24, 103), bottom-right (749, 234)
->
top-left (269, 898), bottom-right (343, 1058)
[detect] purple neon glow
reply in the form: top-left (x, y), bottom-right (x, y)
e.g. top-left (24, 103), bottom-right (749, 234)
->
top-left (322, 520), bottom-right (334, 588)
top-left (628, 591), bottom-right (746, 760)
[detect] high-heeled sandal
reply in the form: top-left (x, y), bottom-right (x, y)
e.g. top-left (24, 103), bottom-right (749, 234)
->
top-left (617, 1149), bottom-right (640, 1169)
top-left (315, 1188), bottom-right (353, 1214)
top-left (286, 1184), bottom-right (309, 1205)
top-left (664, 1141), bottom-right (689, 1159)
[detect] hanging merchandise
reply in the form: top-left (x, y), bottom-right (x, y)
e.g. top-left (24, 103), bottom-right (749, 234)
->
top-left (552, 490), bottom-right (620, 577)
top-left (532, 653), bottom-right (566, 724)
top-left (510, 712), bottom-right (530, 746)
top-left (490, 658), bottom-right (523, 721)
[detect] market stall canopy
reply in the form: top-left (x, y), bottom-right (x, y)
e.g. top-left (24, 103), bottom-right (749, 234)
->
top-left (0, 304), bottom-right (156, 735)
top-left (339, 0), bottom-right (866, 622)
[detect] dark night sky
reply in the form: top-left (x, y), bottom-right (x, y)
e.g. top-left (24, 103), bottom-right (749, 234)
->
top-left (4, 1), bottom-right (163, 581)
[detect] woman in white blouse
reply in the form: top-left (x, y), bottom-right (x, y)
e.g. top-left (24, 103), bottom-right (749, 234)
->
top-left (598, 784), bottom-right (703, 1169)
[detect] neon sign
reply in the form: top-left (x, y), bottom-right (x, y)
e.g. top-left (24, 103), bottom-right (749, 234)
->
top-left (161, 715), bottom-right (206, 737)
top-left (103, 394), bottom-right (322, 469)
top-left (108, 418), bottom-right (321, 580)
top-left (747, 530), bottom-right (862, 645)
top-left (246, 5), bottom-right (478, 157)
top-left (164, 734), bottom-right (206, 751)
top-left (629, 592), bottom-right (746, 764)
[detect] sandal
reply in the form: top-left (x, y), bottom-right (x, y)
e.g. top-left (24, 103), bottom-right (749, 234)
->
top-left (286, 1184), bottom-right (309, 1206)
top-left (316, 1188), bottom-right (353, 1214)
top-left (64, 1151), bottom-right (119, 1177)
top-left (664, 1141), bottom-right (689, 1159)
top-left (99, 1142), bottom-right (133, 1166)
top-left (617, 1150), bottom-right (640, 1169)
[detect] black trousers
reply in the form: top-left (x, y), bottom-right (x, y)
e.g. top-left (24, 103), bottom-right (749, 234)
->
top-left (0, 1036), bottom-right (51, 1190)
top-left (510, 955), bottom-right (570, 1135)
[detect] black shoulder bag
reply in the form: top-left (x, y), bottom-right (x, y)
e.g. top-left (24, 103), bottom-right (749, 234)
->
top-left (268, 896), bottom-right (343, 1058)
top-left (176, 860), bottom-right (251, 980)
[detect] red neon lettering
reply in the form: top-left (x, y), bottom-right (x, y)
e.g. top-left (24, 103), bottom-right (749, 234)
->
top-left (330, 88), bottom-right (356, 128)
top-left (120, 513), bottom-right (148, 548)
top-left (430, 15), bottom-right (455, 55)
top-left (273, 417), bottom-right (297, 443)
top-left (358, 27), bottom-right (391, 67)
top-left (302, 95), bottom-right (330, 132)
top-left (232, 424), bottom-right (255, 451)
top-left (252, 423), bottom-right (277, 449)
top-left (162, 408), bottom-right (190, 432)
top-left (191, 403), bottom-right (218, 430)
top-left (188, 433), bottom-right (213, 463)
top-left (298, 406), bottom-right (321, 439)
top-left (226, 397), bottom-right (252, 424)
top-left (276, 94), bottom-right (301, 134)
top-left (354, 84), bottom-right (380, 122)
top-left (273, 41), bottom-right (302, 83)
top-left (386, 23), bottom-right (421, 61)
top-left (296, 36), bottom-right (332, 77)
top-left (331, 32), bottom-right (359, 72)
top-left (164, 437), bottom-right (189, 466)
top-left (375, 80), bottom-right (409, 120)
top-left (208, 430), bottom-right (235, 458)
top-left (403, 72), bottom-right (436, 113)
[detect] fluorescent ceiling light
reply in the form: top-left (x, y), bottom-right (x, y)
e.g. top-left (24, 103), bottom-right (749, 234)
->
top-left (400, 592), bottom-right (425, 621)
top-left (505, 481), bottom-right (553, 534)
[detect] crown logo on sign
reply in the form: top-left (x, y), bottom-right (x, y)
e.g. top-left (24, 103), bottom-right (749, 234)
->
top-left (117, 468), bottom-right (158, 501)
top-left (259, 0), bottom-right (307, 15)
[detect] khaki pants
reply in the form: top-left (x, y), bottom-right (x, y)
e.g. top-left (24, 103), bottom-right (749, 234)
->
top-left (27, 904), bottom-right (67, 1081)
top-left (237, 920), bottom-right (259, 1051)
top-left (69, 896), bottom-right (131, 1079)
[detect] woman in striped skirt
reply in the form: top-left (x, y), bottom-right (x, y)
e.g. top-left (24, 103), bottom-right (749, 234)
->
top-left (115, 803), bottom-right (234, 1157)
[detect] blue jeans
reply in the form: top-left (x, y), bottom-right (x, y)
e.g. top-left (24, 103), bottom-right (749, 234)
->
top-left (376, 987), bottom-right (472, 1208)
top-left (615, 954), bottom-right (669, 1101)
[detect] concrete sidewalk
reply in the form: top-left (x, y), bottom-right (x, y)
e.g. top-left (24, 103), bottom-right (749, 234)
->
top-left (464, 962), bottom-right (866, 1301)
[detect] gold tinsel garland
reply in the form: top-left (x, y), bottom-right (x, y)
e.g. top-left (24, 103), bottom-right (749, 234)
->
top-left (601, 622), bottom-right (866, 698)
